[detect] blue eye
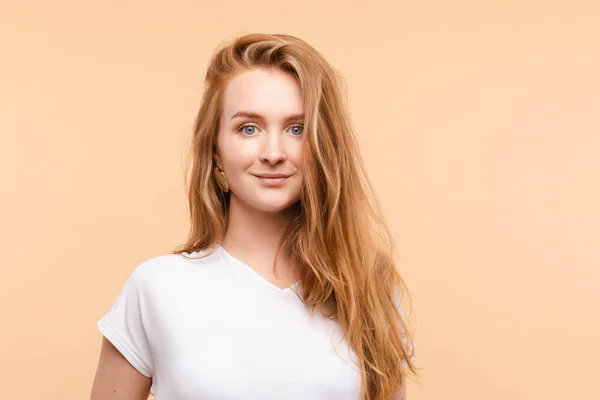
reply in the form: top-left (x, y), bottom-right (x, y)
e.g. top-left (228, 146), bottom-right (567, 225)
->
top-left (238, 124), bottom-right (257, 136)
top-left (290, 125), bottom-right (304, 136)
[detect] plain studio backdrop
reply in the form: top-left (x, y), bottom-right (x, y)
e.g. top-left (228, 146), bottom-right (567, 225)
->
top-left (1, 1), bottom-right (598, 399)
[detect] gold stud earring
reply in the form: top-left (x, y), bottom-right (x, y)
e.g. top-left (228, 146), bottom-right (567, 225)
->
top-left (214, 166), bottom-right (229, 193)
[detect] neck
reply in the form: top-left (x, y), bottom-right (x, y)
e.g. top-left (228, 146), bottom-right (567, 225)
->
top-left (221, 195), bottom-right (298, 279)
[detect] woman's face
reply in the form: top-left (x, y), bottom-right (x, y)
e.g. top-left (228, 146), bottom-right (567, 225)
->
top-left (216, 67), bottom-right (305, 213)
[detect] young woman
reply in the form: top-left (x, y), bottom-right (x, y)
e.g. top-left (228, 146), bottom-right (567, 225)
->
top-left (91, 33), bottom-right (416, 400)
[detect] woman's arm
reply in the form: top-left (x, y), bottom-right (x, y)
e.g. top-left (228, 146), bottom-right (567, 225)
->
top-left (90, 337), bottom-right (152, 400)
top-left (390, 382), bottom-right (406, 400)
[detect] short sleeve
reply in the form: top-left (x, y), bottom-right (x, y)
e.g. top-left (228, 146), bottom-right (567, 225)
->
top-left (97, 264), bottom-right (154, 378)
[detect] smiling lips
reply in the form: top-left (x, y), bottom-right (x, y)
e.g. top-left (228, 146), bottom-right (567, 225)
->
top-left (253, 173), bottom-right (291, 187)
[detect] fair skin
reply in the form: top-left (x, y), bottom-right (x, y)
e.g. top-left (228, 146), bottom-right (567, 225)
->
top-left (214, 66), bottom-right (305, 288)
top-left (392, 383), bottom-right (407, 400)
top-left (90, 66), bottom-right (405, 399)
top-left (90, 337), bottom-right (152, 400)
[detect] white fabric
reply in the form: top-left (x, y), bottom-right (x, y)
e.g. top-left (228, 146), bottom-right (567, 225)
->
top-left (97, 245), bottom-right (364, 399)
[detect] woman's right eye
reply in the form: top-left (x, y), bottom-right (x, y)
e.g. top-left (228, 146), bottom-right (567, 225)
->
top-left (237, 124), bottom-right (258, 136)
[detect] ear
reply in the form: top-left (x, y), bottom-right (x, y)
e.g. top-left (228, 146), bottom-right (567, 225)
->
top-left (213, 152), bottom-right (222, 170)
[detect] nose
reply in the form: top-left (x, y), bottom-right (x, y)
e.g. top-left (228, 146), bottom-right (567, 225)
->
top-left (260, 132), bottom-right (287, 165)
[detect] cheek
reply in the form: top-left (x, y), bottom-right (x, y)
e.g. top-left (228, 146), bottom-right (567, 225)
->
top-left (288, 142), bottom-right (305, 167)
top-left (220, 142), bottom-right (255, 173)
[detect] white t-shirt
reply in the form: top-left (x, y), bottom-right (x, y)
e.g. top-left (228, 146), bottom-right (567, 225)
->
top-left (97, 245), bottom-right (363, 399)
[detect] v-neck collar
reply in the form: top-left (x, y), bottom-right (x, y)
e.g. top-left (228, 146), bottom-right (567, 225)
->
top-left (218, 245), bottom-right (301, 294)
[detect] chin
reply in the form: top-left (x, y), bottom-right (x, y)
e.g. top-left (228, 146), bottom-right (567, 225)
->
top-left (253, 201), bottom-right (296, 213)
top-left (251, 194), bottom-right (300, 213)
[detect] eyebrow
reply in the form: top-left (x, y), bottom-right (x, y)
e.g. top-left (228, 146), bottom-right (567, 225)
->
top-left (231, 111), bottom-right (305, 123)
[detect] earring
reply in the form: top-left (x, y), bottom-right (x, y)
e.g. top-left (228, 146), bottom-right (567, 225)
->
top-left (214, 166), bottom-right (230, 193)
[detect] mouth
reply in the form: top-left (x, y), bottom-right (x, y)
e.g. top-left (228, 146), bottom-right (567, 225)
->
top-left (252, 174), bottom-right (291, 187)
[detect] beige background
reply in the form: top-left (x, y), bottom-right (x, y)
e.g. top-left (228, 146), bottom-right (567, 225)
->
top-left (1, 1), bottom-right (599, 399)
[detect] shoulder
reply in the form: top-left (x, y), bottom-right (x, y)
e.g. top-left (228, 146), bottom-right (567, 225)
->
top-left (125, 248), bottom-right (220, 292)
top-left (128, 253), bottom-right (182, 281)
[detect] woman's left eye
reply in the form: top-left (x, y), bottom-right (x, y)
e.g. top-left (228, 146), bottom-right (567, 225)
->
top-left (290, 125), bottom-right (304, 136)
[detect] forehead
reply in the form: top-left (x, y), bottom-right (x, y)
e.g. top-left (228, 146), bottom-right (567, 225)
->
top-left (221, 67), bottom-right (304, 119)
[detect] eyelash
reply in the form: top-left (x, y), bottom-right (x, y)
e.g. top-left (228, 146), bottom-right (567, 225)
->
top-left (237, 123), bottom-right (304, 136)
